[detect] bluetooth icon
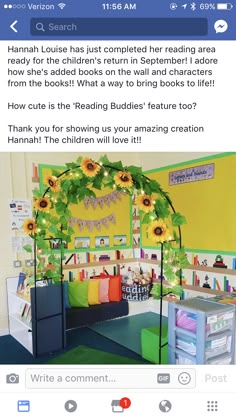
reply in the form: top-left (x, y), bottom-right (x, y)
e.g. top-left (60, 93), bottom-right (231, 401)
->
top-left (190, 2), bottom-right (196, 10)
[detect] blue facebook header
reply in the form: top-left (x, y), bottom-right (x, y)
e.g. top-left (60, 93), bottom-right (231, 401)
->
top-left (0, 0), bottom-right (235, 40)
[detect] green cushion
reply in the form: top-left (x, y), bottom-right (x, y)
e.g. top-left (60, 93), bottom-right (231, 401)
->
top-left (141, 325), bottom-right (168, 364)
top-left (68, 281), bottom-right (89, 307)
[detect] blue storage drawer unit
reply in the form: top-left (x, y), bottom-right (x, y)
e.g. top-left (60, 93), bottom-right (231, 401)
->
top-left (168, 297), bottom-right (235, 365)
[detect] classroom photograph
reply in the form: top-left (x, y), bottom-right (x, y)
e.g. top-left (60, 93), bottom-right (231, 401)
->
top-left (0, 151), bottom-right (235, 365)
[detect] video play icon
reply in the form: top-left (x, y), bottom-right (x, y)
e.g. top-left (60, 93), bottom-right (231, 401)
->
top-left (64, 400), bottom-right (77, 413)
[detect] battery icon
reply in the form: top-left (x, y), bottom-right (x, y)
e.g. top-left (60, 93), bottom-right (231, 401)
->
top-left (216, 3), bottom-right (233, 9)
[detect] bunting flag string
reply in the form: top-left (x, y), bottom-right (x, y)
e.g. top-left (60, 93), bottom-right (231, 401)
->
top-left (69, 213), bottom-right (116, 232)
top-left (83, 191), bottom-right (125, 209)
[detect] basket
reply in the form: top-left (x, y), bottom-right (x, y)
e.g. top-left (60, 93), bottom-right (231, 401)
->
top-left (121, 283), bottom-right (152, 301)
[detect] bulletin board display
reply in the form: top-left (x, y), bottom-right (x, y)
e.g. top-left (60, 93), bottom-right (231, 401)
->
top-left (141, 153), bottom-right (236, 254)
top-left (38, 164), bottom-right (132, 251)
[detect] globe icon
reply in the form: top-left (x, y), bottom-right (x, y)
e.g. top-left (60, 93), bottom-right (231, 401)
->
top-left (159, 400), bottom-right (172, 413)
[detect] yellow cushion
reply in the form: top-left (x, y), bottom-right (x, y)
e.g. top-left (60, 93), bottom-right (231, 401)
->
top-left (88, 280), bottom-right (101, 305)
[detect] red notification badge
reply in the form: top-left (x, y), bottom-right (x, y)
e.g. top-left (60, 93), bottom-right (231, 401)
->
top-left (120, 397), bottom-right (131, 409)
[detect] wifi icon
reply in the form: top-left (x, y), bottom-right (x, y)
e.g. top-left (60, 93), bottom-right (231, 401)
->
top-left (58, 3), bottom-right (66, 9)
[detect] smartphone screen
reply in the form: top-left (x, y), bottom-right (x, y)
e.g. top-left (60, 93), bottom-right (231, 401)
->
top-left (0, 1), bottom-right (235, 418)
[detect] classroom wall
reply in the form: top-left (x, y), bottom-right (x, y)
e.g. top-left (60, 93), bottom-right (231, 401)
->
top-left (141, 153), bottom-right (236, 253)
top-left (0, 151), bottom-right (218, 331)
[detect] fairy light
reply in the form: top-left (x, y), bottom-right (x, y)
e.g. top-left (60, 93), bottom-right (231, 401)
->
top-left (104, 171), bottom-right (108, 176)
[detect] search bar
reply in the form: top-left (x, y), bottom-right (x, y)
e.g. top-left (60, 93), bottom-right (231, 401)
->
top-left (31, 18), bottom-right (208, 37)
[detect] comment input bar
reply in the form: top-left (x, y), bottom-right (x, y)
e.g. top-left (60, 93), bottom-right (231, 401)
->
top-left (25, 368), bottom-right (196, 389)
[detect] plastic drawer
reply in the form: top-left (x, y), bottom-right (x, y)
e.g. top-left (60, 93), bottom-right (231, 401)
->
top-left (176, 334), bottom-right (232, 358)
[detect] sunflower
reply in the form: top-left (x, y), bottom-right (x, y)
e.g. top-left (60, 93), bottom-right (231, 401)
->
top-left (136, 194), bottom-right (154, 213)
top-left (114, 171), bottom-right (133, 188)
top-left (80, 157), bottom-right (100, 177)
top-left (34, 197), bottom-right (51, 212)
top-left (23, 218), bottom-right (37, 235)
top-left (46, 175), bottom-right (60, 192)
top-left (148, 220), bottom-right (170, 243)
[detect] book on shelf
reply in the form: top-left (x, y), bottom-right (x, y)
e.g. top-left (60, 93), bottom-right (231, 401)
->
top-left (17, 301), bottom-right (26, 317)
top-left (16, 272), bottom-right (26, 293)
top-left (99, 255), bottom-right (110, 261)
top-left (115, 250), bottom-right (121, 259)
top-left (22, 304), bottom-right (31, 320)
top-left (25, 307), bottom-right (32, 324)
top-left (19, 303), bottom-right (30, 319)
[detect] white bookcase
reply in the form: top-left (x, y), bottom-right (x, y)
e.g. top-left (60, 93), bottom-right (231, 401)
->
top-left (6, 276), bottom-right (66, 357)
top-left (7, 277), bottom-right (33, 354)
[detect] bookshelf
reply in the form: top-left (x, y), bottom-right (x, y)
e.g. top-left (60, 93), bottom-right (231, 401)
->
top-left (7, 277), bottom-right (33, 353)
top-left (6, 277), bottom-right (66, 357)
top-left (63, 257), bottom-right (137, 270)
top-left (187, 264), bottom-right (236, 276)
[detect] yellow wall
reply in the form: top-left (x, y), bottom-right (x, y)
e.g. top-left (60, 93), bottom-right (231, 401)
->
top-left (142, 153), bottom-right (236, 253)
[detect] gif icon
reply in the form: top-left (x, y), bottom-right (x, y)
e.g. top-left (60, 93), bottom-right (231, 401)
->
top-left (157, 373), bottom-right (170, 384)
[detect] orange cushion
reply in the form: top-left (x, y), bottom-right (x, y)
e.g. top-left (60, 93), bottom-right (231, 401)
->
top-left (108, 275), bottom-right (122, 302)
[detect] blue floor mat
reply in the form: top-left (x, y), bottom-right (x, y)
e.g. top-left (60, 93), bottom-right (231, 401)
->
top-left (0, 327), bottom-right (148, 364)
top-left (89, 312), bottom-right (168, 355)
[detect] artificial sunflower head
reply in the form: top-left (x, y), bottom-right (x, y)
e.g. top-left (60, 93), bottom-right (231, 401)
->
top-left (114, 171), bottom-right (133, 188)
top-left (136, 194), bottom-right (154, 213)
top-left (80, 157), bottom-right (100, 177)
top-left (34, 197), bottom-right (51, 212)
top-left (46, 175), bottom-right (60, 192)
top-left (148, 219), bottom-right (171, 243)
top-left (23, 218), bottom-right (37, 235)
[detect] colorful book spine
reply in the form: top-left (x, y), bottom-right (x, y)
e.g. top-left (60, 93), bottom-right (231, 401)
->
top-left (224, 276), bottom-right (227, 292)
top-left (194, 273), bottom-right (200, 286)
top-left (216, 280), bottom-right (221, 290)
top-left (140, 249), bottom-right (145, 259)
top-left (193, 255), bottom-right (198, 265)
top-left (69, 271), bottom-right (74, 282)
top-left (213, 277), bottom-right (216, 290)
top-left (233, 257), bottom-right (236, 270)
top-left (116, 250), bottom-right (121, 260)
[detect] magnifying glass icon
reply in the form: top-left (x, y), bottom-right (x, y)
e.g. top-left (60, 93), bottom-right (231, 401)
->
top-left (36, 22), bottom-right (45, 32)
